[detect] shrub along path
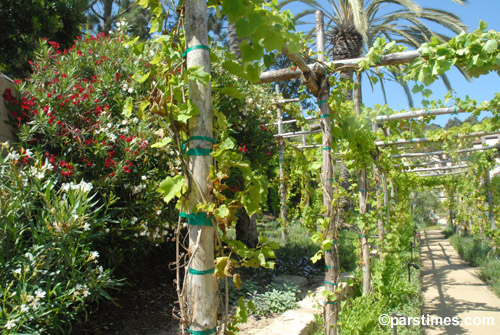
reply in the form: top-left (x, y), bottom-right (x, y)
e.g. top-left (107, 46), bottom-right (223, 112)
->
top-left (421, 230), bottom-right (500, 334)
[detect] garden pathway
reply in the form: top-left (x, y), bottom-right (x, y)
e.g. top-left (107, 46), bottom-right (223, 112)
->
top-left (421, 230), bottom-right (500, 334)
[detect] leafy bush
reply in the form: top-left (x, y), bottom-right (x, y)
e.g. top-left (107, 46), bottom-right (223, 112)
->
top-left (3, 32), bottom-right (178, 267)
top-left (0, 144), bottom-right (118, 333)
top-left (248, 283), bottom-right (300, 316)
top-left (449, 234), bottom-right (490, 266)
top-left (480, 259), bottom-right (500, 297)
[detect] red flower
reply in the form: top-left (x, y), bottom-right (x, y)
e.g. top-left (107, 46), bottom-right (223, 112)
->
top-left (48, 41), bottom-right (60, 49)
top-left (123, 166), bottom-right (131, 173)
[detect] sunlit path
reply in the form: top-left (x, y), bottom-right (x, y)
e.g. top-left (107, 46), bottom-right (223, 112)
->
top-left (421, 230), bottom-right (500, 334)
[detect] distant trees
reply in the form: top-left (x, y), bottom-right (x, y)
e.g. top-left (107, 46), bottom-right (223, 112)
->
top-left (0, 0), bottom-right (88, 78)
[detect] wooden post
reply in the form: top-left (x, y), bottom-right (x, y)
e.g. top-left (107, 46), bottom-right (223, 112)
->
top-left (372, 125), bottom-right (384, 243)
top-left (354, 72), bottom-right (370, 295)
top-left (276, 84), bottom-right (288, 241)
top-left (184, 1), bottom-right (218, 334)
top-left (316, 10), bottom-right (339, 335)
top-left (485, 171), bottom-right (496, 230)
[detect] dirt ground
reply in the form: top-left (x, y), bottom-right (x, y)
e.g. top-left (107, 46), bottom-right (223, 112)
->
top-left (71, 245), bottom-right (180, 335)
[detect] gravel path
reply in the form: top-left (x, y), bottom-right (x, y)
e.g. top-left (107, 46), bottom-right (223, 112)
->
top-left (421, 230), bottom-right (500, 334)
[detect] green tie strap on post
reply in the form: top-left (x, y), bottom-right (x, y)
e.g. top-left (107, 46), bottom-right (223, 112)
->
top-left (324, 280), bottom-right (337, 286)
top-left (322, 147), bottom-right (331, 151)
top-left (318, 100), bottom-right (328, 106)
top-left (188, 267), bottom-right (215, 275)
top-left (359, 234), bottom-right (367, 238)
top-left (427, 109), bottom-right (431, 116)
top-left (187, 148), bottom-right (212, 156)
top-left (180, 212), bottom-right (212, 227)
top-left (181, 136), bottom-right (216, 155)
top-left (182, 45), bottom-right (209, 58)
top-left (319, 114), bottom-right (330, 119)
top-left (187, 326), bottom-right (217, 335)
top-left (325, 265), bottom-right (339, 269)
top-left (325, 301), bottom-right (337, 305)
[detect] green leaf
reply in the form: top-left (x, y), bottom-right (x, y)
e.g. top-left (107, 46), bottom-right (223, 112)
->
top-left (240, 41), bottom-right (264, 62)
top-left (220, 87), bottom-right (244, 99)
top-left (175, 100), bottom-right (199, 123)
top-left (222, 0), bottom-right (247, 21)
top-left (151, 137), bottom-right (172, 148)
top-left (132, 71), bottom-right (150, 83)
top-left (263, 28), bottom-right (284, 52)
top-left (122, 97), bottom-right (133, 118)
top-left (222, 60), bottom-right (248, 80)
top-left (133, 42), bottom-right (145, 56)
top-left (188, 65), bottom-right (210, 85)
top-left (157, 175), bottom-right (184, 204)
top-left (245, 63), bottom-right (261, 83)
top-left (479, 20), bottom-right (488, 31)
top-left (215, 204), bottom-right (230, 218)
top-left (483, 39), bottom-right (498, 54)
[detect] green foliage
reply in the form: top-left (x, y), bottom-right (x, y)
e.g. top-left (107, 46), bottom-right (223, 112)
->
top-left (480, 259), bottom-right (500, 297)
top-left (449, 234), bottom-right (491, 267)
top-left (0, 145), bottom-right (118, 334)
top-left (248, 283), bottom-right (300, 316)
top-left (5, 33), bottom-right (178, 268)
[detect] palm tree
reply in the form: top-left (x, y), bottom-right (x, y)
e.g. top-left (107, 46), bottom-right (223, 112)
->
top-left (282, 0), bottom-right (469, 105)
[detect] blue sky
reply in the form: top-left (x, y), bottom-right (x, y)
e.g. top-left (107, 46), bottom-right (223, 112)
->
top-left (282, 0), bottom-right (500, 126)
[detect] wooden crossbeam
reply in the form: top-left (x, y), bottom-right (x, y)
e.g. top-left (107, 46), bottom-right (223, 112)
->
top-left (417, 170), bottom-right (468, 177)
top-left (274, 129), bottom-right (321, 138)
top-left (375, 107), bottom-right (467, 123)
top-left (392, 144), bottom-right (500, 158)
top-left (259, 50), bottom-right (421, 83)
top-left (403, 165), bottom-right (469, 173)
top-left (376, 131), bottom-right (500, 147)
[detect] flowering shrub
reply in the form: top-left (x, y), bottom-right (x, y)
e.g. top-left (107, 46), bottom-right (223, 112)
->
top-left (3, 32), bottom-right (179, 266)
top-left (0, 31), bottom-right (183, 332)
top-left (0, 143), bottom-right (117, 333)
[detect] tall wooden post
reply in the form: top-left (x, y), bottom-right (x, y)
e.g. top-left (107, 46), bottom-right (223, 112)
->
top-left (485, 171), bottom-right (496, 230)
top-left (372, 123), bottom-right (384, 243)
top-left (316, 10), bottom-right (340, 335)
top-left (276, 84), bottom-right (288, 241)
top-left (185, 1), bottom-right (218, 334)
top-left (354, 72), bottom-right (370, 295)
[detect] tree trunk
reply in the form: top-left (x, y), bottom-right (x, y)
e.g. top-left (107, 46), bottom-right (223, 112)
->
top-left (227, 22), bottom-right (241, 59)
top-left (185, 1), bottom-right (218, 334)
top-left (236, 210), bottom-right (258, 248)
top-left (102, 0), bottom-right (114, 33)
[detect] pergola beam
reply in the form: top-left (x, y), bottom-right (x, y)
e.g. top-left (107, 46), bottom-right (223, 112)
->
top-left (403, 165), bottom-right (469, 173)
top-left (375, 107), bottom-right (467, 123)
top-left (259, 50), bottom-right (421, 84)
top-left (392, 144), bottom-right (500, 158)
top-left (417, 170), bottom-right (468, 177)
top-left (377, 131), bottom-right (500, 147)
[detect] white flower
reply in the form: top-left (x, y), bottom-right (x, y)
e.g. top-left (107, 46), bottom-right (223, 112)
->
top-left (72, 214), bottom-right (79, 221)
top-left (156, 210), bottom-right (162, 216)
top-left (127, 87), bottom-right (134, 94)
top-left (6, 151), bottom-right (20, 161)
top-left (89, 251), bottom-right (99, 260)
top-left (141, 175), bottom-right (147, 181)
top-left (97, 266), bottom-right (104, 273)
top-left (34, 289), bottom-right (46, 299)
top-left (61, 183), bottom-right (71, 192)
top-left (13, 268), bottom-right (21, 275)
top-left (130, 217), bottom-right (138, 225)
top-left (121, 120), bottom-right (127, 125)
top-left (82, 289), bottom-right (90, 298)
top-left (20, 304), bottom-right (29, 313)
top-left (4, 320), bottom-right (15, 330)
top-left (82, 222), bottom-right (91, 231)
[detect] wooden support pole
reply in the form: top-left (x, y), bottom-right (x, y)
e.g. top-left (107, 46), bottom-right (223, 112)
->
top-left (184, 1), bottom-right (218, 334)
top-left (276, 84), bottom-right (288, 241)
top-left (485, 172), bottom-right (496, 230)
top-left (417, 170), bottom-right (467, 177)
top-left (315, 10), bottom-right (339, 335)
top-left (358, 169), bottom-right (370, 295)
top-left (373, 125), bottom-right (384, 243)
